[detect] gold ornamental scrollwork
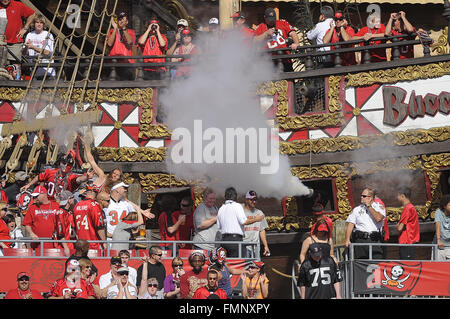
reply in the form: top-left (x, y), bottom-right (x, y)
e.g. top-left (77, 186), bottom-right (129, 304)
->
top-left (280, 127), bottom-right (450, 155)
top-left (345, 61), bottom-right (450, 87)
top-left (139, 173), bottom-right (189, 193)
top-left (265, 164), bottom-right (354, 231)
top-left (94, 147), bottom-right (166, 162)
top-left (257, 77), bottom-right (343, 131)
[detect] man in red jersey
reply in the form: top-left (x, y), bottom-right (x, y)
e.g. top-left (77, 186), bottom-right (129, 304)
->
top-left (193, 269), bottom-right (227, 299)
top-left (137, 17), bottom-right (168, 80)
top-left (22, 185), bottom-right (59, 250)
top-left (352, 14), bottom-right (387, 63)
top-left (106, 11), bottom-right (136, 80)
top-left (5, 272), bottom-right (43, 299)
top-left (49, 259), bottom-right (96, 299)
top-left (180, 251), bottom-right (208, 299)
top-left (55, 190), bottom-right (75, 255)
top-left (323, 11), bottom-right (356, 66)
top-left (21, 152), bottom-right (91, 201)
top-left (254, 7), bottom-right (300, 72)
top-left (1, 0), bottom-right (34, 74)
top-left (231, 11), bottom-right (254, 42)
top-left (396, 187), bottom-right (420, 260)
top-left (73, 184), bottom-right (106, 250)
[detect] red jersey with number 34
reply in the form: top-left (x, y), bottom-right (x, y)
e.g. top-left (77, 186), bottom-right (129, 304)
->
top-left (73, 198), bottom-right (105, 249)
top-left (50, 278), bottom-right (95, 299)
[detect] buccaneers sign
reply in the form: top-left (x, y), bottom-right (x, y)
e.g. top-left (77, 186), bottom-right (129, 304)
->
top-left (353, 260), bottom-right (450, 296)
top-left (383, 86), bottom-right (450, 126)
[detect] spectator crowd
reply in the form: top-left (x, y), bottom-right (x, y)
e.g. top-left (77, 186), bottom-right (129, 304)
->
top-left (0, 1), bottom-right (446, 300)
top-left (0, 0), bottom-right (429, 81)
top-left (0, 139), bottom-right (272, 299)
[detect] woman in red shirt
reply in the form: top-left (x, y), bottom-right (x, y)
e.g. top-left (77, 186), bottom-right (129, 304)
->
top-left (138, 18), bottom-right (168, 80)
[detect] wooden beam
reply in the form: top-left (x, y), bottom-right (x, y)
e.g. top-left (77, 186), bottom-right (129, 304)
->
top-left (1, 110), bottom-right (102, 137)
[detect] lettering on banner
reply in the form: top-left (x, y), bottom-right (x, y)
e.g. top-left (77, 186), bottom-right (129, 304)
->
top-left (383, 86), bottom-right (450, 126)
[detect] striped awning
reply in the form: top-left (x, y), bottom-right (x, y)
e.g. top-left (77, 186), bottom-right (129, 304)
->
top-left (241, 0), bottom-right (443, 3)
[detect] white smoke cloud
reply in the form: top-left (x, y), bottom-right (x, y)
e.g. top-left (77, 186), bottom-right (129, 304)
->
top-left (160, 30), bottom-right (311, 199)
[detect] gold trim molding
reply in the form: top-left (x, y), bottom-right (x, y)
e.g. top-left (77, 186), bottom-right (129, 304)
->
top-left (0, 87), bottom-right (171, 139)
top-left (268, 154), bottom-right (449, 231)
top-left (280, 126), bottom-right (450, 155)
top-left (256, 77), bottom-right (344, 131)
top-left (94, 147), bottom-right (166, 162)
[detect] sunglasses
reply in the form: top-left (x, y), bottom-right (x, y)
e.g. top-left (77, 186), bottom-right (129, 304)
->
top-left (148, 283), bottom-right (158, 288)
top-left (118, 272), bottom-right (129, 276)
top-left (18, 277), bottom-right (30, 282)
top-left (173, 264), bottom-right (183, 268)
top-left (84, 266), bottom-right (92, 269)
top-left (154, 253), bottom-right (163, 257)
top-left (361, 194), bottom-right (371, 198)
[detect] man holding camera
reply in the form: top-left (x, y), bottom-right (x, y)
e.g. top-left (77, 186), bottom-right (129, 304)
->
top-left (138, 18), bottom-right (168, 80)
top-left (106, 12), bottom-right (136, 80)
top-left (345, 187), bottom-right (386, 259)
top-left (323, 11), bottom-right (356, 66)
top-left (385, 11), bottom-right (416, 60)
top-left (254, 7), bottom-right (299, 72)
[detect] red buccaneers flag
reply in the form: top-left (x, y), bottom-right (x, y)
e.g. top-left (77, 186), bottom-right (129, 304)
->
top-left (354, 261), bottom-right (422, 296)
top-left (354, 260), bottom-right (450, 296)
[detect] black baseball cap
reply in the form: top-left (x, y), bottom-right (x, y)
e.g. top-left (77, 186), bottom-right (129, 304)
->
top-left (264, 8), bottom-right (277, 22)
top-left (110, 256), bottom-right (122, 265)
top-left (309, 244), bottom-right (322, 258)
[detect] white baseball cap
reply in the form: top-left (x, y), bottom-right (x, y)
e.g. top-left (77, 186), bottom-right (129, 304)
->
top-left (111, 182), bottom-right (129, 191)
top-left (209, 17), bottom-right (219, 25)
top-left (177, 19), bottom-right (188, 27)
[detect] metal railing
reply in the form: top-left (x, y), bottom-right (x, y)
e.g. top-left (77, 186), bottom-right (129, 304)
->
top-left (10, 32), bottom-right (436, 83)
top-left (0, 238), bottom-right (261, 260)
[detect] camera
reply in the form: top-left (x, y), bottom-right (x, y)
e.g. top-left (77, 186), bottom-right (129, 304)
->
top-left (151, 24), bottom-right (157, 30)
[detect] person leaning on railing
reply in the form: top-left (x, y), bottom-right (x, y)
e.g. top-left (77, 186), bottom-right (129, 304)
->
top-left (1, 0), bottom-right (35, 80)
top-left (384, 11), bottom-right (416, 60)
top-left (23, 13), bottom-right (55, 80)
top-left (105, 11), bottom-right (136, 81)
top-left (322, 11), bottom-right (356, 66)
top-left (351, 14), bottom-right (387, 63)
top-left (137, 18), bottom-right (168, 80)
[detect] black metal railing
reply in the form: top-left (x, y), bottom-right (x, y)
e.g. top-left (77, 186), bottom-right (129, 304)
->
top-left (10, 32), bottom-right (438, 83)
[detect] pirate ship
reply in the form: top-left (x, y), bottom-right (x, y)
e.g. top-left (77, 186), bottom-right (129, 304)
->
top-left (0, 0), bottom-right (449, 298)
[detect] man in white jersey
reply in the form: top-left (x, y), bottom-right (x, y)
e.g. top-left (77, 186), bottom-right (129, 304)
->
top-left (104, 182), bottom-right (136, 240)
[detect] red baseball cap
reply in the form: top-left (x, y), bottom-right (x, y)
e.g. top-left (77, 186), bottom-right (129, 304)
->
top-left (317, 223), bottom-right (329, 232)
top-left (17, 272), bottom-right (30, 280)
top-left (31, 186), bottom-right (47, 197)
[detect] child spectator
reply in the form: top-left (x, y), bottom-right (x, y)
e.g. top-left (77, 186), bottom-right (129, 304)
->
top-left (24, 14), bottom-right (55, 80)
